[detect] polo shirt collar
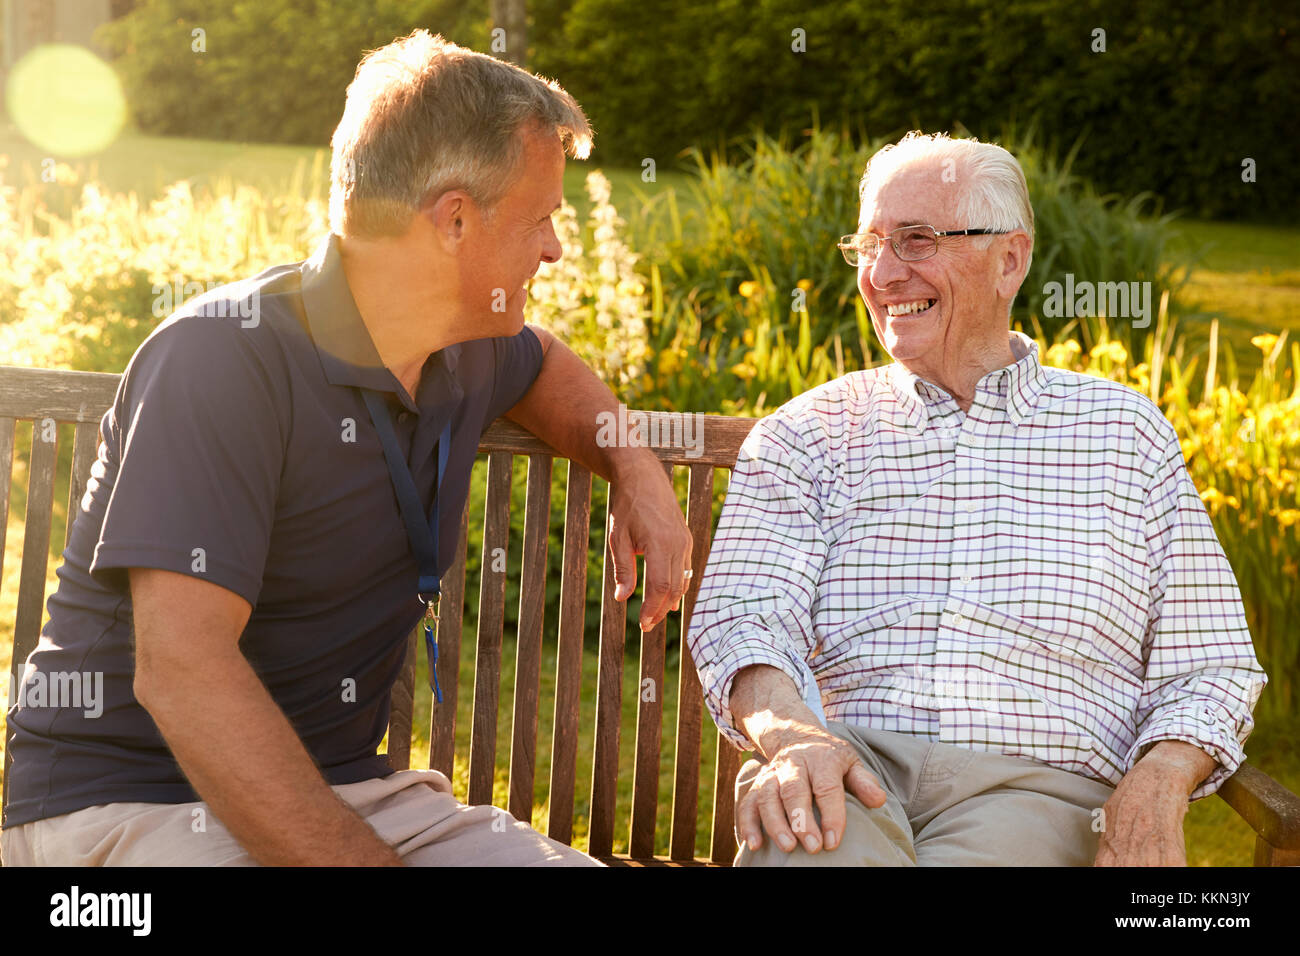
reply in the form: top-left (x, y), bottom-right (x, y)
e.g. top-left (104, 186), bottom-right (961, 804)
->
top-left (299, 233), bottom-right (462, 405)
top-left (888, 330), bottom-right (1048, 429)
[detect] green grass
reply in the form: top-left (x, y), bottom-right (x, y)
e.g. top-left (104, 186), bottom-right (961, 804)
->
top-left (0, 123), bottom-right (689, 221)
top-left (1167, 219), bottom-right (1300, 380)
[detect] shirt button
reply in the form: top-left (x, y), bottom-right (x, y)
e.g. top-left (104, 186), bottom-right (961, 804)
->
top-left (963, 502), bottom-right (977, 513)
top-left (961, 575), bottom-right (972, 583)
top-left (952, 613), bottom-right (963, 625)
top-left (397, 411), bottom-right (411, 424)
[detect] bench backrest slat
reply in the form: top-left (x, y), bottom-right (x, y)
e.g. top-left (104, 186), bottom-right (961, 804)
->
top-left (710, 729), bottom-right (742, 863)
top-left (13, 424), bottom-right (59, 705)
top-left (627, 460), bottom-right (674, 858)
top-left (547, 460), bottom-right (591, 843)
top-left (668, 463), bottom-right (716, 859)
top-left (66, 424), bottom-right (101, 552)
top-left (587, 489), bottom-right (629, 858)
top-left (428, 505), bottom-right (469, 777)
top-left (467, 450), bottom-right (513, 806)
top-left (507, 453), bottom-right (552, 821)
top-left (386, 631), bottom-right (418, 774)
top-left (0, 418), bottom-right (14, 591)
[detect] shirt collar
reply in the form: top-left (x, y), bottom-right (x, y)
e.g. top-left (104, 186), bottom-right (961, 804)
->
top-left (888, 330), bottom-right (1048, 430)
top-left (299, 233), bottom-right (461, 406)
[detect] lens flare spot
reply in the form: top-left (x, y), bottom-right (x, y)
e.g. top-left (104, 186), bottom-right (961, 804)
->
top-left (6, 44), bottom-right (127, 157)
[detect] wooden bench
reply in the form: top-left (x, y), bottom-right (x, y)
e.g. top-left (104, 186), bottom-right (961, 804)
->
top-left (3, 363), bottom-right (1299, 866)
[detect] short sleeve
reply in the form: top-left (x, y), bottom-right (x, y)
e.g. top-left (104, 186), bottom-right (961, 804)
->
top-left (90, 317), bottom-right (287, 606)
top-left (483, 326), bottom-right (544, 422)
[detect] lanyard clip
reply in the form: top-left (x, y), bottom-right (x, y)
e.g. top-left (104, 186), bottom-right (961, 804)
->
top-left (425, 595), bottom-right (440, 633)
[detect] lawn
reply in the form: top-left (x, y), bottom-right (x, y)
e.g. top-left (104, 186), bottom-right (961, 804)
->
top-left (0, 123), bottom-right (687, 222)
top-left (1166, 219), bottom-right (1300, 381)
top-left (2, 126), bottom-right (1297, 863)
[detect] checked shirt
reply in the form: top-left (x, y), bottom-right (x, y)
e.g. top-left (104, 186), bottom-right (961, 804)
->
top-left (687, 332), bottom-right (1266, 799)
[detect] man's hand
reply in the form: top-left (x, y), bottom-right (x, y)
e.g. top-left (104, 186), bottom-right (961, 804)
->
top-left (737, 722), bottom-right (887, 854)
top-left (608, 451), bottom-right (693, 631)
top-left (1094, 741), bottom-right (1216, 866)
top-left (504, 325), bottom-right (692, 631)
top-left (731, 665), bottom-right (888, 854)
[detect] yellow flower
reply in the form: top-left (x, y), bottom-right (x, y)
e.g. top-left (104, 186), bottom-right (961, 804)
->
top-left (1275, 509), bottom-right (1300, 528)
top-left (739, 281), bottom-right (759, 299)
top-left (1046, 344), bottom-right (1076, 368)
top-left (1251, 333), bottom-right (1279, 354)
top-left (1088, 340), bottom-right (1127, 364)
top-left (796, 279), bottom-right (813, 291)
top-left (1200, 487), bottom-right (1225, 516)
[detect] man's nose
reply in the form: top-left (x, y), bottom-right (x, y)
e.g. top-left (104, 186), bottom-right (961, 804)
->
top-left (866, 238), bottom-right (909, 289)
top-left (541, 219), bottom-right (562, 263)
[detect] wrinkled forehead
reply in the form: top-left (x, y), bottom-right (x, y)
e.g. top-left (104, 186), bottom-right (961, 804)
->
top-left (858, 159), bottom-right (961, 233)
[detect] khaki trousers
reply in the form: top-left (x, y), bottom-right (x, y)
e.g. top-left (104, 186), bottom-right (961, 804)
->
top-left (1, 768), bottom-right (602, 867)
top-left (735, 721), bottom-right (1115, 867)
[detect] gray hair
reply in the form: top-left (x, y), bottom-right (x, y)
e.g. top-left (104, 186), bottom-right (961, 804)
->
top-left (329, 30), bottom-right (593, 238)
top-left (859, 131), bottom-right (1034, 271)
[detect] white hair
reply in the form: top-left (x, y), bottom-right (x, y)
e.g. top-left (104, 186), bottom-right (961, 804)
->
top-left (859, 131), bottom-right (1034, 270)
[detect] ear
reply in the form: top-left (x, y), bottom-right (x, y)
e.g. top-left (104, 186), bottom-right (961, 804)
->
top-left (995, 231), bottom-right (1033, 299)
top-left (426, 190), bottom-right (472, 253)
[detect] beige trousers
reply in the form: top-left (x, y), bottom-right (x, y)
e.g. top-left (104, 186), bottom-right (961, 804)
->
top-left (1, 768), bottom-right (602, 867)
top-left (735, 721), bottom-right (1116, 867)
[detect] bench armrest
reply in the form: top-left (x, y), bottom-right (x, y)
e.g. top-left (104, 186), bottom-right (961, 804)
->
top-left (1216, 762), bottom-right (1300, 851)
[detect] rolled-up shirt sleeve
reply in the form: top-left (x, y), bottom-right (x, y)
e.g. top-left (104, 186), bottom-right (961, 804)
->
top-left (1126, 425), bottom-right (1267, 800)
top-left (90, 318), bottom-right (287, 606)
top-left (687, 410), bottom-right (830, 751)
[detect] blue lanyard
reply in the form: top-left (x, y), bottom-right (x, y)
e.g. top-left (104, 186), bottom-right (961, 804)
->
top-left (360, 388), bottom-right (452, 703)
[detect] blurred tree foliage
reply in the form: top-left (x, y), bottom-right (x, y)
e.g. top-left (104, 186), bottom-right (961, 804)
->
top-left (98, 0), bottom-right (1296, 219)
top-left (534, 0), bottom-right (1298, 221)
top-left (97, 0), bottom-right (490, 147)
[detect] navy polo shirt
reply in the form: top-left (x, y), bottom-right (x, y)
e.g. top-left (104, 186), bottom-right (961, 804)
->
top-left (3, 233), bottom-right (544, 828)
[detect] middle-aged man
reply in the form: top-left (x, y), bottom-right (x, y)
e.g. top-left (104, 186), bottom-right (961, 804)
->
top-left (3, 31), bottom-right (692, 866)
top-left (687, 131), bottom-right (1267, 867)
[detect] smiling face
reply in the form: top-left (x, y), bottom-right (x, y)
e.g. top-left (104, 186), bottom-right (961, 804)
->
top-left (458, 123), bottom-right (566, 334)
top-left (857, 160), bottom-right (1014, 379)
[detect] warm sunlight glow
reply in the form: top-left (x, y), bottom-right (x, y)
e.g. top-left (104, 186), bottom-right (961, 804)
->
top-left (6, 44), bottom-right (127, 157)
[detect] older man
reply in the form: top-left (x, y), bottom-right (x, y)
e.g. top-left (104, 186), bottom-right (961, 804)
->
top-left (687, 131), bottom-right (1267, 867)
top-left (3, 32), bottom-right (691, 866)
